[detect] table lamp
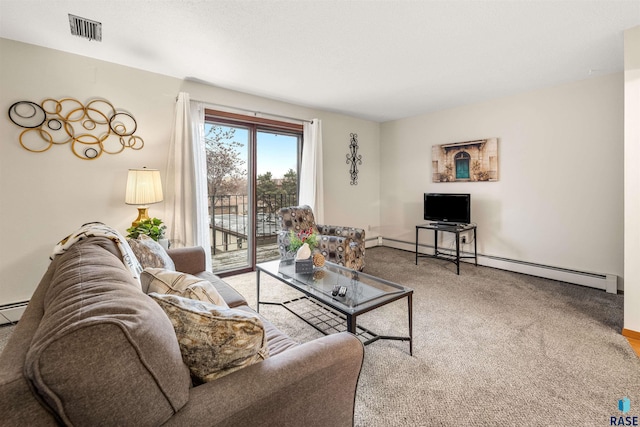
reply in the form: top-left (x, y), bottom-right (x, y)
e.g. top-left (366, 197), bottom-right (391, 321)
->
top-left (125, 167), bottom-right (164, 227)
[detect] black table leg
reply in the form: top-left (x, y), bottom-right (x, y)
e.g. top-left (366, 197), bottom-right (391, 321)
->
top-left (408, 293), bottom-right (413, 356)
top-left (347, 314), bottom-right (356, 334)
top-left (256, 270), bottom-right (261, 313)
top-left (415, 227), bottom-right (419, 265)
top-left (434, 229), bottom-right (438, 257)
top-left (455, 230), bottom-right (460, 275)
top-left (474, 227), bottom-right (478, 266)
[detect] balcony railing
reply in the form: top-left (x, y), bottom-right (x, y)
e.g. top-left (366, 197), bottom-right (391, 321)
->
top-left (209, 193), bottom-right (297, 271)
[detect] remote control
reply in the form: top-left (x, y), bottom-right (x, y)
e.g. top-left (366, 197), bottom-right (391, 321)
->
top-left (338, 286), bottom-right (347, 297)
top-left (332, 285), bottom-right (340, 296)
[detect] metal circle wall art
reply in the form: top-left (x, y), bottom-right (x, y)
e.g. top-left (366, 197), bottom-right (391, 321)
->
top-left (7, 97), bottom-right (144, 160)
top-left (345, 133), bottom-right (362, 185)
top-left (8, 101), bottom-right (47, 128)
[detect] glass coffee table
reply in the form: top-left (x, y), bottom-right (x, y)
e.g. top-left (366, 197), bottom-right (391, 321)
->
top-left (256, 259), bottom-right (413, 355)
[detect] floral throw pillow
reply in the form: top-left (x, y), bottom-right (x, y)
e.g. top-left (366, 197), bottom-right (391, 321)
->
top-left (149, 293), bottom-right (269, 383)
top-left (128, 235), bottom-right (176, 270)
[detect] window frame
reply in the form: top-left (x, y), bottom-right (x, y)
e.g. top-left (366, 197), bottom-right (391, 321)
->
top-left (204, 108), bottom-right (303, 274)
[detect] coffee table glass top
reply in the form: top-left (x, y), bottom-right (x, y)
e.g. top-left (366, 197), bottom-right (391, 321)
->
top-left (257, 259), bottom-right (411, 313)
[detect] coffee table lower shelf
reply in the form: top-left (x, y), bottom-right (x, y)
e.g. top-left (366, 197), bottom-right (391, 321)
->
top-left (260, 296), bottom-right (412, 351)
top-left (256, 260), bottom-right (413, 355)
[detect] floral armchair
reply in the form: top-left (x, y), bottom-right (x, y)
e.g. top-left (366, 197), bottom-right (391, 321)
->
top-left (276, 205), bottom-right (366, 271)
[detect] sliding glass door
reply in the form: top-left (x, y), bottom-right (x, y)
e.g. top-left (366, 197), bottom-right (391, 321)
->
top-left (256, 130), bottom-right (299, 264)
top-left (205, 114), bottom-right (301, 274)
top-left (205, 123), bottom-right (251, 272)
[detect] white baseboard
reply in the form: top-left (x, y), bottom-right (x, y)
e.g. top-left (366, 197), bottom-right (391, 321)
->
top-left (0, 302), bottom-right (28, 325)
top-left (365, 237), bottom-right (380, 248)
top-left (379, 238), bottom-right (619, 294)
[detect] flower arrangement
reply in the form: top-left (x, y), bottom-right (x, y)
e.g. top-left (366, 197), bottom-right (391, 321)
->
top-left (288, 227), bottom-right (318, 252)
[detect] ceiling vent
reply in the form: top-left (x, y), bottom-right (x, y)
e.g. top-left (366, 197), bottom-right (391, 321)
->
top-left (68, 14), bottom-right (102, 42)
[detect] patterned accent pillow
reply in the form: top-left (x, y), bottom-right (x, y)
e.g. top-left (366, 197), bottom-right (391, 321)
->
top-left (141, 268), bottom-right (228, 308)
top-left (128, 235), bottom-right (176, 270)
top-left (278, 205), bottom-right (319, 234)
top-left (148, 293), bottom-right (269, 383)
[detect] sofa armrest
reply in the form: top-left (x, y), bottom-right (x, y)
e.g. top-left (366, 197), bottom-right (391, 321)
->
top-left (316, 224), bottom-right (365, 244)
top-left (166, 246), bottom-right (206, 275)
top-left (317, 225), bottom-right (366, 271)
top-left (163, 332), bottom-right (364, 427)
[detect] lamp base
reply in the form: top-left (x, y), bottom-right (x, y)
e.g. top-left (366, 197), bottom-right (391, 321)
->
top-left (131, 207), bottom-right (150, 228)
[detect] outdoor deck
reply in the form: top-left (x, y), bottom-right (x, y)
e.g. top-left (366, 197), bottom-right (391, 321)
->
top-left (208, 193), bottom-right (297, 273)
top-left (212, 242), bottom-right (281, 273)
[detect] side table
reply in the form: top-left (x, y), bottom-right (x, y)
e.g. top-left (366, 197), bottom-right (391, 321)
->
top-left (415, 223), bottom-right (477, 274)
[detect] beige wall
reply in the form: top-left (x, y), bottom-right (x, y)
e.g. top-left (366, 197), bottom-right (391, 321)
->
top-left (178, 79), bottom-right (382, 231)
top-left (380, 73), bottom-right (624, 285)
top-left (624, 26), bottom-right (640, 333)
top-left (1, 35), bottom-right (634, 322)
top-left (0, 38), bottom-right (380, 305)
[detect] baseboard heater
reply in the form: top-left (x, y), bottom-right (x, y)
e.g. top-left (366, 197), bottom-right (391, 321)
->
top-left (383, 238), bottom-right (618, 294)
top-left (364, 236), bottom-right (381, 248)
top-left (0, 301), bottom-right (28, 325)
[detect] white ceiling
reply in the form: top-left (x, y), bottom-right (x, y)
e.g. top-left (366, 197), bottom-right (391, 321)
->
top-left (1, 0), bottom-right (639, 122)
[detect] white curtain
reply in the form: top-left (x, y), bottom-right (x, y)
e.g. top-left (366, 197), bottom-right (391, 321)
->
top-left (299, 119), bottom-right (324, 223)
top-left (165, 92), bottom-right (212, 270)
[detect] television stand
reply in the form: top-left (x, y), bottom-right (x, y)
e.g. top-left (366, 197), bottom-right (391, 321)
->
top-left (415, 223), bottom-right (477, 274)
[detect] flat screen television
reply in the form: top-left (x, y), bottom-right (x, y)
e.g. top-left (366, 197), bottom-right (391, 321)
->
top-left (424, 193), bottom-right (471, 225)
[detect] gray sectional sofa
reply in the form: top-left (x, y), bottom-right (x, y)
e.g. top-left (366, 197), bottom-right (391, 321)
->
top-left (0, 236), bottom-right (364, 426)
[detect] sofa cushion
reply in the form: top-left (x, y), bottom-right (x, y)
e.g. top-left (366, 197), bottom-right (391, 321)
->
top-left (128, 234), bottom-right (176, 270)
top-left (234, 305), bottom-right (300, 356)
top-left (24, 237), bottom-right (191, 427)
top-left (149, 293), bottom-right (269, 383)
top-left (141, 268), bottom-right (229, 308)
top-left (193, 270), bottom-right (248, 308)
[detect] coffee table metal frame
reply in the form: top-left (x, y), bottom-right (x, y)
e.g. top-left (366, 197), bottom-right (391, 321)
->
top-left (256, 259), bottom-right (413, 355)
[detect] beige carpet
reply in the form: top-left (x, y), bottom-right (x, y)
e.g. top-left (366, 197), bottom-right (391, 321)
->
top-left (225, 247), bottom-right (640, 427)
top-left (2, 247), bottom-right (637, 426)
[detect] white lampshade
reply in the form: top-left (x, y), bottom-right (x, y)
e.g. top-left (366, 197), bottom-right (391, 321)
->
top-left (125, 168), bottom-right (163, 206)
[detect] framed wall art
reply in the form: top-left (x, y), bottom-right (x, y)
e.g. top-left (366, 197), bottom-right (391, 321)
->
top-left (432, 138), bottom-right (498, 182)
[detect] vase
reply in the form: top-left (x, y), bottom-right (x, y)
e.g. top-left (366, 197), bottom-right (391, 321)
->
top-left (282, 250), bottom-right (297, 261)
top-left (158, 238), bottom-right (170, 250)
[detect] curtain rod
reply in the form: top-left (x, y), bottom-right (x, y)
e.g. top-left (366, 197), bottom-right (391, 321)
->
top-left (177, 96), bottom-right (313, 124)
